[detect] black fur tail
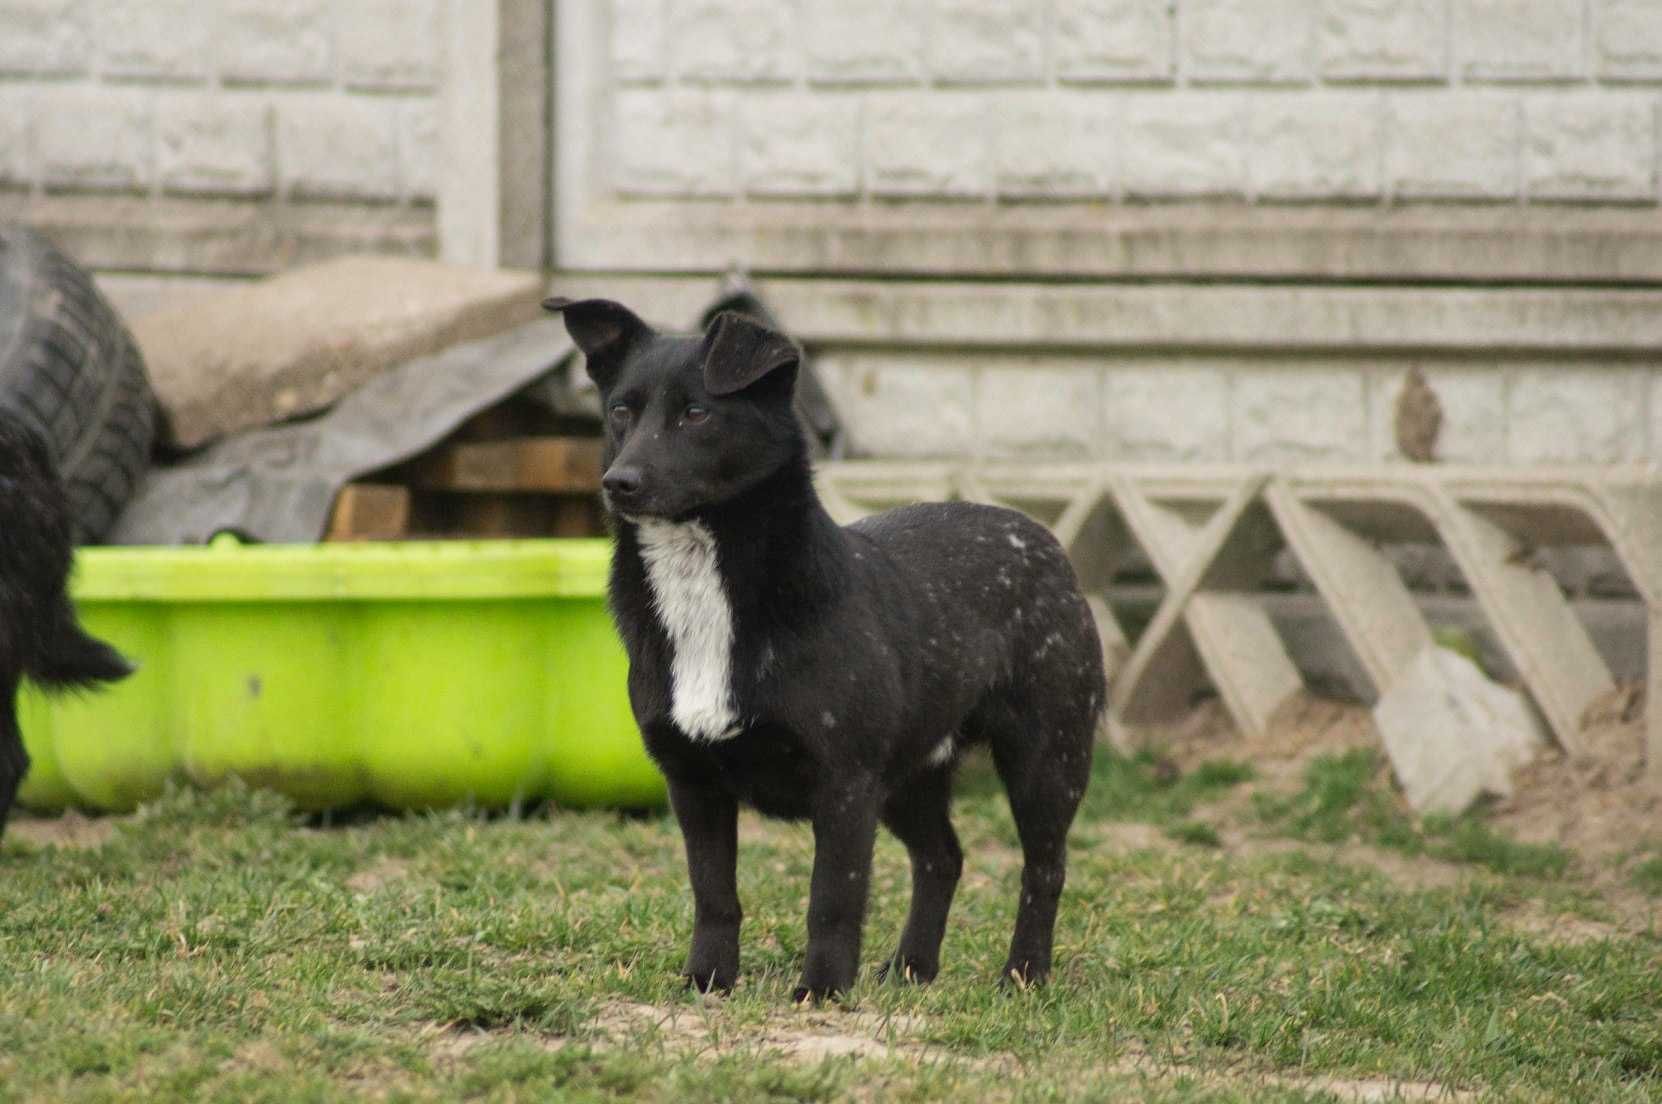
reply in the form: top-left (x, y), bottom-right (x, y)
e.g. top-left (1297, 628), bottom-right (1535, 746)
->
top-left (27, 602), bottom-right (134, 690)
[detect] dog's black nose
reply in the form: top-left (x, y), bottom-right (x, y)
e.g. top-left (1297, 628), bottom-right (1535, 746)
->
top-left (602, 466), bottom-right (644, 499)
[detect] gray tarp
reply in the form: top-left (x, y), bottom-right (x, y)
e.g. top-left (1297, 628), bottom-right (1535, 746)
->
top-left (109, 318), bottom-right (577, 545)
top-left (106, 277), bottom-right (843, 546)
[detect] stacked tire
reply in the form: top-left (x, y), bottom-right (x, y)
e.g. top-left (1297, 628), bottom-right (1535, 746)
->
top-left (0, 224), bottom-right (156, 543)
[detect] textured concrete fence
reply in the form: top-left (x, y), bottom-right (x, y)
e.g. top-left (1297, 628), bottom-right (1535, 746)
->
top-left (603, 1), bottom-right (1660, 203)
top-left (816, 461), bottom-right (1662, 782)
top-left (6, 1), bottom-right (1661, 281)
top-left (0, 0), bottom-right (448, 270)
top-left (544, 272), bottom-right (1662, 469)
top-left (558, 0), bottom-right (1662, 277)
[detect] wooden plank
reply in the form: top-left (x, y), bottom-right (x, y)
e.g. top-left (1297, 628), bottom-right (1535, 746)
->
top-left (452, 402), bottom-right (530, 441)
top-left (408, 436), bottom-right (603, 494)
top-left (453, 494), bottom-right (607, 539)
top-left (325, 484), bottom-right (412, 542)
top-left (550, 496), bottom-right (605, 538)
top-left (457, 495), bottom-right (556, 537)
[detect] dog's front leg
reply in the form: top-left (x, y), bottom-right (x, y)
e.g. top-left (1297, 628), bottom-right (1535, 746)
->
top-left (667, 777), bottom-right (741, 993)
top-left (795, 773), bottom-right (880, 1003)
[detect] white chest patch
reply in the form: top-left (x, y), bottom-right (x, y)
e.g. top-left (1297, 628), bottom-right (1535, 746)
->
top-left (635, 518), bottom-right (741, 741)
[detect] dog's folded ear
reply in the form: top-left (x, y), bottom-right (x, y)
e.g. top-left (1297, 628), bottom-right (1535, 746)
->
top-left (701, 311), bottom-right (801, 397)
top-left (543, 297), bottom-right (652, 389)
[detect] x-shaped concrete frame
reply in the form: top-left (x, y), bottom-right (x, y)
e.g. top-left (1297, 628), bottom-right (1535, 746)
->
top-left (818, 461), bottom-right (1662, 782)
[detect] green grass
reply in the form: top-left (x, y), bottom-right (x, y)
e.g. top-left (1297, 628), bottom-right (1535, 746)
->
top-left (1252, 749), bottom-right (1403, 847)
top-left (2, 752), bottom-right (1659, 1103)
top-left (1163, 820), bottom-right (1223, 849)
top-left (1254, 749), bottom-right (1574, 879)
top-left (1631, 852), bottom-right (1662, 897)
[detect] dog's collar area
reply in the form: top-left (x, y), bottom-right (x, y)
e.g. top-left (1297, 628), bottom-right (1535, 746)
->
top-left (615, 508), bottom-right (703, 529)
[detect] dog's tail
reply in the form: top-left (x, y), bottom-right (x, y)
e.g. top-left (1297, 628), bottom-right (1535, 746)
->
top-left (27, 600), bottom-right (134, 691)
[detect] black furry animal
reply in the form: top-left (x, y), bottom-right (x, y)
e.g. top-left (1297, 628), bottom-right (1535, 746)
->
top-left (0, 410), bottom-right (132, 837)
top-left (545, 297), bottom-right (1105, 1002)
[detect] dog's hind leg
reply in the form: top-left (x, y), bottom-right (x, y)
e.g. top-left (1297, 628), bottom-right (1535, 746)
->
top-left (980, 690), bottom-right (1095, 988)
top-left (877, 767), bottom-right (962, 984)
top-left (0, 675), bottom-right (27, 839)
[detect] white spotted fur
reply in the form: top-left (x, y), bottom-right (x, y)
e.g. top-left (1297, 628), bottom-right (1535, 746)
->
top-left (636, 518), bottom-right (741, 741)
top-left (927, 735), bottom-right (955, 767)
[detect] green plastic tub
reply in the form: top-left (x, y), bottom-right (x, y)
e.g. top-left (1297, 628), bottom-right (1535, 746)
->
top-left (17, 538), bottom-right (664, 814)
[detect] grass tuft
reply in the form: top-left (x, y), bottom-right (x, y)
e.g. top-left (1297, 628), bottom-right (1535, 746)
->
top-left (1076, 751), bottom-right (1253, 826)
top-left (1631, 852), bottom-right (1662, 897)
top-left (1419, 815), bottom-right (1571, 880)
top-left (1253, 750), bottom-right (1573, 881)
top-left (1165, 821), bottom-right (1223, 849)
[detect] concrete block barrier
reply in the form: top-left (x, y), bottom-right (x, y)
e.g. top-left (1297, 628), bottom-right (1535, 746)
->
top-left (817, 461), bottom-right (1661, 782)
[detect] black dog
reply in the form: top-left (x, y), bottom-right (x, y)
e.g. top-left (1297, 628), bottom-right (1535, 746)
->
top-left (0, 410), bottom-right (132, 837)
top-left (546, 297), bottom-right (1105, 1001)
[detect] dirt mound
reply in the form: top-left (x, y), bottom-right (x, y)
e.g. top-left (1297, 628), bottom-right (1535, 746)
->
top-left (1489, 683), bottom-right (1662, 866)
top-left (1136, 691), bottom-right (1377, 786)
top-left (1138, 686), bottom-right (1661, 875)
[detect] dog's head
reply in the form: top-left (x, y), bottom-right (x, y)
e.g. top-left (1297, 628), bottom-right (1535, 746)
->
top-left (544, 296), bottom-right (804, 520)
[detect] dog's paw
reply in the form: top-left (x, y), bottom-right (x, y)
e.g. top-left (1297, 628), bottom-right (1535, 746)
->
top-left (875, 954), bottom-right (938, 986)
top-left (683, 968), bottom-right (736, 996)
top-left (683, 937), bottom-right (739, 995)
top-left (791, 983), bottom-right (847, 1006)
top-left (791, 966), bottom-right (856, 1006)
top-left (683, 951), bottom-right (737, 995)
top-left (997, 961), bottom-right (1050, 991)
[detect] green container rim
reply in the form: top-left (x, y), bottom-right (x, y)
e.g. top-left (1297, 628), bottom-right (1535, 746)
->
top-left (70, 538), bottom-right (614, 602)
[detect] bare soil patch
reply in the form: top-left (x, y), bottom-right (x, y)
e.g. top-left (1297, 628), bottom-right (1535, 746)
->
top-left (1075, 820), bottom-right (1179, 854)
top-left (1120, 687), bottom-right (1662, 937)
top-left (1144, 687), bottom-right (1662, 873)
top-left (581, 1001), bottom-right (1466, 1102)
top-left (344, 856), bottom-right (413, 894)
top-left (1499, 899), bottom-right (1626, 945)
top-left (1149, 692), bottom-right (1378, 780)
top-left (595, 999), bottom-right (974, 1067)
top-left (7, 809), bottom-right (117, 849)
top-left (1490, 683), bottom-right (1662, 868)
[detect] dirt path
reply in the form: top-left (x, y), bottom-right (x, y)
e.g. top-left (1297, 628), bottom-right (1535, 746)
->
top-left (429, 997), bottom-right (1470, 1102)
top-left (6, 809), bottom-right (116, 849)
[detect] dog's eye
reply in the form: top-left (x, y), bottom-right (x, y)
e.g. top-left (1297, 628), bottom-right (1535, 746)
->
top-left (682, 404), bottom-right (710, 426)
top-left (608, 404), bottom-right (632, 429)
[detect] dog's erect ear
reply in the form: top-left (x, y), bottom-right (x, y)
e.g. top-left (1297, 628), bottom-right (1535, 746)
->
top-left (700, 311), bottom-right (801, 397)
top-left (542, 297), bottom-right (652, 389)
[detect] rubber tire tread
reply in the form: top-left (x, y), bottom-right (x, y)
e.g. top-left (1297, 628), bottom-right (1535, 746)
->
top-left (0, 225), bottom-right (156, 543)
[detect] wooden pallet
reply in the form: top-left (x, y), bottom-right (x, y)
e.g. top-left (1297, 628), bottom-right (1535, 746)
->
top-left (325, 483), bottom-right (413, 541)
top-left (326, 433), bottom-right (606, 542)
